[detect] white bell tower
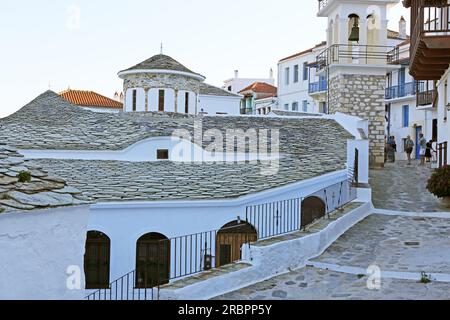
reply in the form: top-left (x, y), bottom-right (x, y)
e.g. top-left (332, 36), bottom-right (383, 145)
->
top-left (317, 0), bottom-right (399, 168)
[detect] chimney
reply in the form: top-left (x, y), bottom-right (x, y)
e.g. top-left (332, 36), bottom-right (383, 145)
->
top-left (269, 68), bottom-right (274, 79)
top-left (234, 70), bottom-right (239, 78)
top-left (399, 16), bottom-right (407, 39)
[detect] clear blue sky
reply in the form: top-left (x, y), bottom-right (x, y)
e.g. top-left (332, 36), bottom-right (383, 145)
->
top-left (0, 0), bottom-right (409, 117)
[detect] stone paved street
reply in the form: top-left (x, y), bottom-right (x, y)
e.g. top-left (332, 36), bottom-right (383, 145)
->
top-left (215, 266), bottom-right (450, 300)
top-left (313, 214), bottom-right (450, 274)
top-left (370, 161), bottom-right (447, 212)
top-left (215, 160), bottom-right (450, 300)
top-left (216, 214), bottom-right (450, 300)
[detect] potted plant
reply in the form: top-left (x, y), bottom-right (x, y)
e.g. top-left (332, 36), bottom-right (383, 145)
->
top-left (427, 165), bottom-right (450, 207)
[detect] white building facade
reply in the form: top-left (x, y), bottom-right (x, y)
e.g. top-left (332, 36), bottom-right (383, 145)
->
top-left (119, 54), bottom-right (242, 116)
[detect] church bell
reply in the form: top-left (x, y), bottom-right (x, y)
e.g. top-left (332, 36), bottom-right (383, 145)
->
top-left (348, 18), bottom-right (360, 42)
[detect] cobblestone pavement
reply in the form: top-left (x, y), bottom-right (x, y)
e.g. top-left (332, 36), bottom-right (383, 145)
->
top-left (215, 214), bottom-right (450, 300)
top-left (313, 214), bottom-right (450, 274)
top-left (370, 161), bottom-right (448, 212)
top-left (215, 266), bottom-right (450, 300)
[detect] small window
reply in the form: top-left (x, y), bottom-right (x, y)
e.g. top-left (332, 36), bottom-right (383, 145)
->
top-left (132, 90), bottom-right (137, 112)
top-left (157, 149), bottom-right (169, 160)
top-left (285, 67), bottom-right (290, 85)
top-left (293, 65), bottom-right (299, 83)
top-left (158, 90), bottom-right (165, 112)
top-left (402, 105), bottom-right (409, 127)
top-left (284, 104), bottom-right (289, 111)
top-left (185, 92), bottom-right (189, 114)
top-left (292, 102), bottom-right (299, 111)
top-left (302, 100), bottom-right (308, 112)
top-left (303, 62), bottom-right (308, 81)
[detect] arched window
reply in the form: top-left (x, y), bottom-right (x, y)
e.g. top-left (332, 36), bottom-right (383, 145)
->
top-left (136, 233), bottom-right (170, 288)
top-left (84, 231), bottom-right (111, 289)
top-left (301, 197), bottom-right (326, 228)
top-left (216, 221), bottom-right (257, 267)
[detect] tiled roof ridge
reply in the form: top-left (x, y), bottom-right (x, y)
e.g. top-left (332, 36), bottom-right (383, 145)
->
top-left (59, 89), bottom-right (123, 109)
top-left (279, 41), bottom-right (327, 62)
top-left (120, 54), bottom-right (204, 78)
top-left (238, 82), bottom-right (277, 94)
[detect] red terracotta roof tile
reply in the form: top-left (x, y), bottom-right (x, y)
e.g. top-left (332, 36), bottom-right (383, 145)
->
top-left (238, 82), bottom-right (277, 95)
top-left (59, 90), bottom-right (123, 109)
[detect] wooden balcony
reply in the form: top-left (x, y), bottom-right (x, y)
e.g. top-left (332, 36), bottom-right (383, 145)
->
top-left (416, 81), bottom-right (438, 106)
top-left (404, 0), bottom-right (450, 80)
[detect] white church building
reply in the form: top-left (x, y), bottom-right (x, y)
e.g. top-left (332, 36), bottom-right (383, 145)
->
top-left (119, 54), bottom-right (242, 116)
top-left (0, 87), bottom-right (371, 300)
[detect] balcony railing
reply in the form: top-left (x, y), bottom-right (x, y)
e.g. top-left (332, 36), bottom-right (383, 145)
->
top-left (417, 89), bottom-right (438, 106)
top-left (417, 81), bottom-right (438, 106)
top-left (308, 79), bottom-right (328, 94)
top-left (385, 82), bottom-right (417, 100)
top-left (409, 2), bottom-right (450, 79)
top-left (316, 44), bottom-right (399, 71)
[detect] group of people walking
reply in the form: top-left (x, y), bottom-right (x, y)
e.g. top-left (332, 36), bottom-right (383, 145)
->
top-left (386, 134), bottom-right (435, 166)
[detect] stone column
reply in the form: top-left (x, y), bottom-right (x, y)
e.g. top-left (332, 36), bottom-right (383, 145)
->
top-left (329, 74), bottom-right (386, 168)
top-left (174, 89), bottom-right (179, 113)
top-left (144, 88), bottom-right (149, 112)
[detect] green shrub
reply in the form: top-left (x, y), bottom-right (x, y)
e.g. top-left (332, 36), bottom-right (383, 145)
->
top-left (17, 171), bottom-right (31, 183)
top-left (426, 165), bottom-right (450, 199)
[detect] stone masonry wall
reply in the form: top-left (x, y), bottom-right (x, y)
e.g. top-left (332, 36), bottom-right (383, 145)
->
top-left (329, 74), bottom-right (386, 168)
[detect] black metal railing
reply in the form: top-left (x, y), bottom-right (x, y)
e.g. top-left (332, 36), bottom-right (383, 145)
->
top-left (86, 270), bottom-right (159, 301)
top-left (87, 176), bottom-right (358, 300)
top-left (438, 142), bottom-right (448, 168)
top-left (316, 44), bottom-right (399, 71)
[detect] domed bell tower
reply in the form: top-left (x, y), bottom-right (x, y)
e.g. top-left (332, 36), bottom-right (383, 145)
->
top-left (317, 0), bottom-right (400, 168)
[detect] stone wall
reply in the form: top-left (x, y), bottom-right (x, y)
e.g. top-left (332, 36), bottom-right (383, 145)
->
top-left (329, 74), bottom-right (386, 168)
top-left (123, 73), bottom-right (201, 95)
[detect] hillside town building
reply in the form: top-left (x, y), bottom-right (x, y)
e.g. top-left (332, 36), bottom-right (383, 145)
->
top-left (119, 54), bottom-right (242, 116)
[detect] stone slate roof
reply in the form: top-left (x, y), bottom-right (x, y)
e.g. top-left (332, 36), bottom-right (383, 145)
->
top-left (270, 110), bottom-right (324, 117)
top-left (0, 145), bottom-right (89, 213)
top-left (119, 54), bottom-right (204, 78)
top-left (199, 83), bottom-right (241, 98)
top-left (1, 91), bottom-right (354, 203)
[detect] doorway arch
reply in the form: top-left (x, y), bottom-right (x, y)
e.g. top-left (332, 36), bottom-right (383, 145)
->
top-left (301, 197), bottom-right (326, 228)
top-left (84, 231), bottom-right (111, 289)
top-left (135, 232), bottom-right (170, 288)
top-left (216, 221), bottom-right (257, 267)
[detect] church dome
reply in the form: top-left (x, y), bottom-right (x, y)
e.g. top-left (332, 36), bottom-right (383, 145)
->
top-left (118, 54), bottom-right (205, 81)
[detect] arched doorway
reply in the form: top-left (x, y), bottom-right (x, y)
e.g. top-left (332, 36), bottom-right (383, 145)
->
top-left (216, 221), bottom-right (257, 267)
top-left (84, 231), bottom-right (111, 289)
top-left (301, 197), bottom-right (326, 228)
top-left (136, 232), bottom-right (170, 288)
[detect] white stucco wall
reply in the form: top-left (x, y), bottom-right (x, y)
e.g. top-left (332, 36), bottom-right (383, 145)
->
top-left (198, 95), bottom-right (241, 115)
top-left (87, 169), bottom-right (353, 283)
top-left (125, 88), bottom-right (145, 112)
top-left (19, 136), bottom-right (281, 163)
top-left (159, 201), bottom-right (372, 300)
top-left (0, 205), bottom-right (90, 300)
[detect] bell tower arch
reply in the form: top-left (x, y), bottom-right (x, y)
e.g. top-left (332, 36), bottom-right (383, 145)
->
top-left (317, 0), bottom-right (400, 168)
